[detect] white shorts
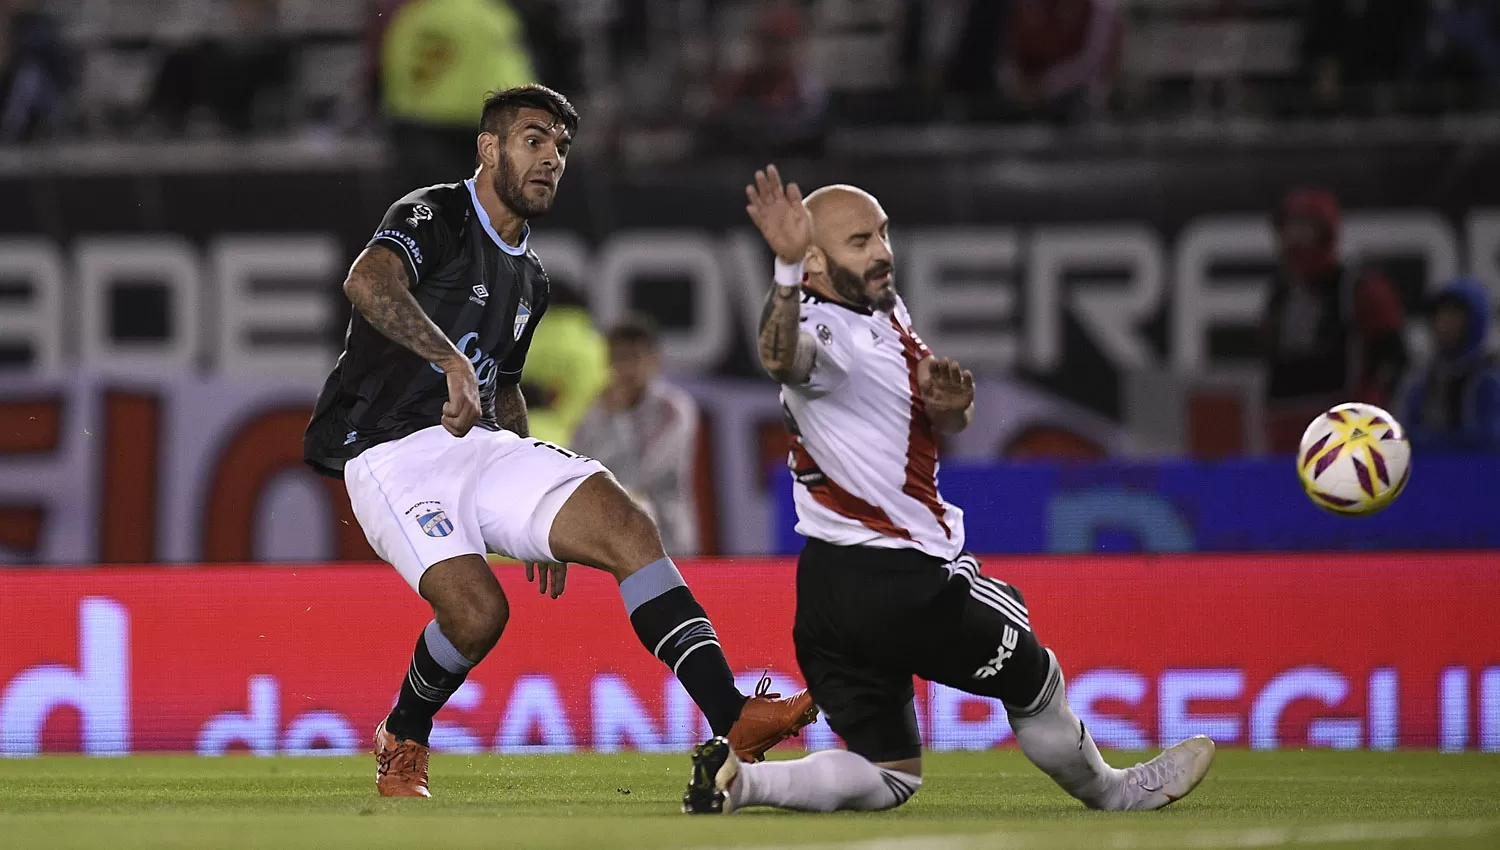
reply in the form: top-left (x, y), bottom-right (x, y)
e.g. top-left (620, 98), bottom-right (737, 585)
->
top-left (344, 425), bottom-right (607, 591)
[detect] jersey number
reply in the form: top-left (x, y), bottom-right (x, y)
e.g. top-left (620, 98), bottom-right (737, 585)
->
top-left (533, 440), bottom-right (593, 463)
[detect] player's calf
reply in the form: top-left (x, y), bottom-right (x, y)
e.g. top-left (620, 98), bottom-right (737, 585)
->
top-left (549, 473), bottom-right (817, 753)
top-left (684, 737), bottom-right (921, 814)
top-left (381, 556), bottom-right (507, 753)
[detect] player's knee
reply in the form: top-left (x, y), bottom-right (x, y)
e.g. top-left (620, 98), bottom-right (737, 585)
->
top-left (595, 497), bottom-right (667, 579)
top-left (438, 590), bottom-right (509, 659)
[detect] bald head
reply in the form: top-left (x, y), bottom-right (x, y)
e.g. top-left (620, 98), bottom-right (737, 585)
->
top-left (801, 184), bottom-right (896, 312)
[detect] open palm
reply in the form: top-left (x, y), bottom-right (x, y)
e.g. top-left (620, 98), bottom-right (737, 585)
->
top-left (745, 165), bottom-right (812, 264)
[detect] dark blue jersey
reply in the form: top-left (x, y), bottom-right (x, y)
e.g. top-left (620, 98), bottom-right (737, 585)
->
top-left (305, 180), bottom-right (551, 477)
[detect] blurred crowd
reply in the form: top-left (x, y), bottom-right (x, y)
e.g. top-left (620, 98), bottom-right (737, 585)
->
top-left (3, 0), bottom-right (1500, 149)
top-left (1259, 186), bottom-right (1500, 455)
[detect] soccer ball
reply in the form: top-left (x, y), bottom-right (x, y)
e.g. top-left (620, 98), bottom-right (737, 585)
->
top-left (1297, 403), bottom-right (1411, 516)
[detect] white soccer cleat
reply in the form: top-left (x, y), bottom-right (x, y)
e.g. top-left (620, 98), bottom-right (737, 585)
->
top-left (1115, 735), bottom-right (1215, 811)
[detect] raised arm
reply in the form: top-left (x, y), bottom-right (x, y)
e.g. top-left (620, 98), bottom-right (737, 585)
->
top-left (343, 245), bottom-right (480, 436)
top-left (758, 281), bottom-right (817, 384)
top-left (747, 165), bottom-right (818, 385)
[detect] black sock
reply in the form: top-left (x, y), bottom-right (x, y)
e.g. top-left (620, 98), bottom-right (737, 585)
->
top-left (384, 621), bottom-right (473, 746)
top-left (621, 559), bottom-right (746, 736)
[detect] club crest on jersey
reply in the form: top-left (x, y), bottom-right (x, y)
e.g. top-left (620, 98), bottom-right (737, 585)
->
top-left (513, 300), bottom-right (532, 340)
top-left (405, 204), bottom-right (433, 227)
top-left (417, 510), bottom-right (454, 538)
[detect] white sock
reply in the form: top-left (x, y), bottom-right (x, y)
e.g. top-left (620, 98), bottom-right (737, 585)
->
top-left (1007, 650), bottom-right (1125, 809)
top-left (732, 750), bottom-right (921, 812)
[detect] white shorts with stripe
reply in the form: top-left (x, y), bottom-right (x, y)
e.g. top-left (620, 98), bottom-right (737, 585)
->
top-left (344, 425), bottom-right (606, 591)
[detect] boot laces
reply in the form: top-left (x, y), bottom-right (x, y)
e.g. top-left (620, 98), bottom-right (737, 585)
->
top-left (378, 739), bottom-right (427, 780)
top-left (1128, 751), bottom-right (1180, 792)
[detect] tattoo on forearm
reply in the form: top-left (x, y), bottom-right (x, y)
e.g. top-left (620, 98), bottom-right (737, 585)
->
top-left (758, 285), bottom-right (804, 382)
top-left (346, 247), bottom-right (460, 364)
top-left (496, 384), bottom-right (529, 437)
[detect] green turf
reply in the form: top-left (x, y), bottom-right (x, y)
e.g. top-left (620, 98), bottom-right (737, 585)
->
top-left (1, 751), bottom-right (1497, 849)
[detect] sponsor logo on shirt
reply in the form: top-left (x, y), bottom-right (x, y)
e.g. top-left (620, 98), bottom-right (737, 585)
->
top-left (375, 230), bottom-right (424, 267)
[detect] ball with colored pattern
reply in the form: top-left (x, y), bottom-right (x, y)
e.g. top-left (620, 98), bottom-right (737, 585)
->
top-left (1297, 403), bottom-right (1411, 516)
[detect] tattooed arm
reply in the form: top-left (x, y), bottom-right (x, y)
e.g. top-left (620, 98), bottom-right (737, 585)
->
top-left (496, 383), bottom-right (529, 437)
top-left (758, 284), bottom-right (817, 384)
top-left (343, 245), bottom-right (480, 436)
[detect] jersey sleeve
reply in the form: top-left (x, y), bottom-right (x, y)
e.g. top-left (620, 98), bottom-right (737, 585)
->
top-left (800, 307), bottom-right (856, 395)
top-left (366, 196), bottom-right (458, 287)
top-left (497, 288), bottom-right (549, 385)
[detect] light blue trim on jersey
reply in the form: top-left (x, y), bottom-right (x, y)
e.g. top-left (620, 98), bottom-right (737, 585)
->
top-left (465, 177), bottom-right (529, 256)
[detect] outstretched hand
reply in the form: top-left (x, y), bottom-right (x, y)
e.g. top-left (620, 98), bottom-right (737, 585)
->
top-left (745, 164), bottom-right (813, 265)
top-left (918, 357), bottom-right (975, 418)
top-left (525, 560), bottom-right (567, 599)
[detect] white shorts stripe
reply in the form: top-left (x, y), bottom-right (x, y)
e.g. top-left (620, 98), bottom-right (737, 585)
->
top-left (966, 590), bottom-right (1032, 632)
top-left (965, 575), bottom-right (1030, 625)
top-left (976, 576), bottom-right (1028, 616)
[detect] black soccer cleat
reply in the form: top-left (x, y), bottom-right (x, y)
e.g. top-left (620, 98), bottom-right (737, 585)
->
top-left (682, 736), bottom-right (738, 814)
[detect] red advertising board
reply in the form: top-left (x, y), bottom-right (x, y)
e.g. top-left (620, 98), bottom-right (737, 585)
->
top-left (2, 553), bottom-right (1497, 756)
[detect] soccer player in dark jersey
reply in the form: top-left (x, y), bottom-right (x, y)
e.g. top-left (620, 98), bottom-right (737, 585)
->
top-left (304, 86), bottom-right (815, 798)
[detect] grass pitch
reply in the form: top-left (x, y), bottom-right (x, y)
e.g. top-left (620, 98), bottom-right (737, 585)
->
top-left (1, 751), bottom-right (1498, 849)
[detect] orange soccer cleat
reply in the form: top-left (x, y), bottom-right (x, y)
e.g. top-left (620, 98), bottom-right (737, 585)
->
top-left (373, 720), bottom-right (431, 798)
top-left (726, 674), bottom-right (820, 762)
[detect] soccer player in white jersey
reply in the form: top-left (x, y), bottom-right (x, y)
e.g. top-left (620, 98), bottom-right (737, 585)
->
top-left (683, 166), bottom-right (1216, 815)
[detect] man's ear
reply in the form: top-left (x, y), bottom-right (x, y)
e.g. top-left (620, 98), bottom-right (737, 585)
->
top-left (805, 245), bottom-right (826, 276)
top-left (477, 131), bottom-right (501, 170)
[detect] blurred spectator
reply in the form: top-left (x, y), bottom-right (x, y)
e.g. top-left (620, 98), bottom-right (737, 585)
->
top-left (381, 0), bottom-right (535, 189)
top-left (1300, 0), bottom-right (1425, 113)
top-left (0, 0), bottom-right (70, 142)
top-left (1410, 0), bottom-right (1500, 109)
top-left (572, 314), bottom-right (700, 556)
top-left (943, 0), bottom-right (1010, 106)
top-left (1259, 188), bottom-right (1408, 454)
top-left (517, 281), bottom-right (608, 449)
top-left (148, 0), bottom-right (292, 136)
top-left (705, 4), bottom-right (827, 156)
top-left (1000, 0), bottom-right (1120, 121)
top-left (1402, 278), bottom-right (1500, 452)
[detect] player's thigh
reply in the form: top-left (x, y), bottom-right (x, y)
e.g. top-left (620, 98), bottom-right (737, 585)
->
top-left (472, 433), bottom-right (614, 565)
top-left (344, 427), bottom-right (486, 592)
top-left (545, 471), bottom-right (668, 575)
top-left (917, 559), bottom-right (1049, 708)
top-left (793, 542), bottom-right (926, 763)
top-left (795, 629), bottom-right (923, 763)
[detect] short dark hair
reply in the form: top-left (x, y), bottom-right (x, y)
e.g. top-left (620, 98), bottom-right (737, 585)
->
top-left (606, 313), bottom-right (660, 349)
top-left (479, 84), bottom-right (580, 138)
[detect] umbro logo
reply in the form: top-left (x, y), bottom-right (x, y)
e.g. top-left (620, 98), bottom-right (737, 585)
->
top-left (470, 284), bottom-right (488, 306)
top-left (675, 620), bottom-right (717, 648)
